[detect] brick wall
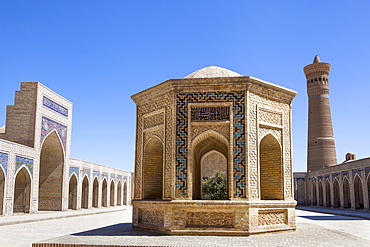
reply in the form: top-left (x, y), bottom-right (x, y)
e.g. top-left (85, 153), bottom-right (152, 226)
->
top-left (143, 137), bottom-right (163, 199)
top-left (260, 135), bottom-right (283, 200)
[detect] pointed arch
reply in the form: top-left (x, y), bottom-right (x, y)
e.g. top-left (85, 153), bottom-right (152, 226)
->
top-left (354, 174), bottom-right (364, 209)
top-left (117, 180), bottom-right (122, 206)
top-left (192, 130), bottom-right (229, 200)
top-left (143, 136), bottom-right (163, 200)
top-left (333, 178), bottom-right (340, 208)
top-left (0, 167), bottom-right (5, 215)
top-left (325, 179), bottom-right (331, 207)
top-left (123, 181), bottom-right (128, 205)
top-left (81, 175), bottom-right (89, 209)
top-left (318, 181), bottom-right (324, 206)
top-left (92, 177), bottom-right (99, 208)
top-left (343, 177), bottom-right (351, 208)
top-left (102, 178), bottom-right (108, 207)
top-left (39, 130), bottom-right (64, 211)
top-left (13, 167), bottom-right (31, 213)
top-left (312, 182), bottom-right (317, 206)
top-left (368, 174), bottom-right (370, 210)
top-left (110, 180), bottom-right (115, 206)
top-left (260, 134), bottom-right (283, 200)
top-left (68, 174), bottom-right (78, 210)
top-left (296, 179), bottom-right (305, 205)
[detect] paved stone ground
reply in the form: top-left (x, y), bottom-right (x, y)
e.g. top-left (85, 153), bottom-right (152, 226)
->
top-left (0, 206), bottom-right (369, 247)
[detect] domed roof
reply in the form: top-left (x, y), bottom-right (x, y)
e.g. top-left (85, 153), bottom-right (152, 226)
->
top-left (185, 66), bottom-right (241, 79)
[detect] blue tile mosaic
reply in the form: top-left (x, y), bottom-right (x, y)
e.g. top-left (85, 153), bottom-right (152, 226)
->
top-left (69, 166), bottom-right (79, 178)
top-left (366, 167), bottom-right (370, 177)
top-left (82, 168), bottom-right (90, 178)
top-left (342, 170), bottom-right (349, 179)
top-left (332, 172), bottom-right (339, 178)
top-left (352, 168), bottom-right (362, 178)
top-left (41, 117), bottom-right (67, 150)
top-left (0, 152), bottom-right (8, 175)
top-left (15, 156), bottom-right (33, 176)
top-left (176, 91), bottom-right (245, 198)
top-left (318, 175), bottom-right (323, 181)
top-left (102, 173), bottom-right (108, 179)
top-left (93, 170), bottom-right (100, 178)
top-left (296, 177), bottom-right (305, 181)
top-left (43, 96), bottom-right (68, 117)
top-left (117, 175), bottom-right (122, 181)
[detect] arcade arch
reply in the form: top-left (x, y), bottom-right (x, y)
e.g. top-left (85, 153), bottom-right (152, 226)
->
top-left (325, 180), bottom-right (331, 207)
top-left (343, 177), bottom-right (351, 208)
top-left (296, 179), bottom-right (305, 205)
top-left (102, 178), bottom-right (108, 207)
top-left (39, 131), bottom-right (64, 211)
top-left (318, 181), bottom-right (324, 206)
top-left (333, 178), bottom-right (340, 208)
top-left (260, 134), bottom-right (283, 200)
top-left (81, 175), bottom-right (89, 209)
top-left (68, 174), bottom-right (77, 210)
top-left (123, 181), bottom-right (127, 205)
top-left (192, 131), bottom-right (228, 200)
top-left (92, 177), bottom-right (99, 208)
top-left (143, 136), bottom-right (163, 200)
top-left (110, 180), bottom-right (115, 206)
top-left (368, 174), bottom-right (370, 210)
top-left (354, 175), bottom-right (364, 209)
top-left (312, 182), bottom-right (317, 206)
top-left (0, 167), bottom-right (5, 215)
top-left (117, 180), bottom-right (122, 206)
top-left (13, 167), bottom-right (31, 213)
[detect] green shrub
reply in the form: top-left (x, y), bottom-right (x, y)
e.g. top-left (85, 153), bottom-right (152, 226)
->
top-left (202, 171), bottom-right (227, 200)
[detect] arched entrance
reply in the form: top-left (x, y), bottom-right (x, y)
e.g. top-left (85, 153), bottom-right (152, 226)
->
top-left (92, 177), bottom-right (99, 208)
top-left (0, 168), bottom-right (5, 215)
top-left (13, 167), bottom-right (31, 213)
top-left (143, 137), bottom-right (163, 199)
top-left (260, 134), bottom-right (283, 200)
top-left (333, 179), bottom-right (340, 208)
top-left (343, 177), bottom-right (351, 208)
top-left (117, 180), bottom-right (122, 206)
top-left (368, 175), bottom-right (370, 210)
top-left (192, 131), bottom-right (228, 200)
top-left (296, 179), bottom-right (305, 205)
top-left (81, 176), bottom-right (89, 209)
top-left (123, 181), bottom-right (127, 205)
top-left (39, 131), bottom-right (64, 211)
top-left (354, 175), bottom-right (364, 209)
top-left (318, 181), bottom-right (324, 206)
top-left (110, 180), bottom-right (115, 206)
top-left (68, 174), bottom-right (77, 210)
top-left (102, 178), bottom-right (107, 207)
top-left (312, 182), bottom-right (317, 206)
top-left (325, 180), bottom-right (331, 207)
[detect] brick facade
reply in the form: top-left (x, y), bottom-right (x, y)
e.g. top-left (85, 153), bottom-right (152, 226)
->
top-left (131, 66), bottom-right (297, 235)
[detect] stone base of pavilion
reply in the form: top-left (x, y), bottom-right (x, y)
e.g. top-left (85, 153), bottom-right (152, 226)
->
top-left (132, 200), bottom-right (296, 235)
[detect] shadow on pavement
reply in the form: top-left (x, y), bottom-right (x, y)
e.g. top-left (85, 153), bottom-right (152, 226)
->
top-left (298, 215), bottom-right (368, 221)
top-left (72, 223), bottom-right (165, 236)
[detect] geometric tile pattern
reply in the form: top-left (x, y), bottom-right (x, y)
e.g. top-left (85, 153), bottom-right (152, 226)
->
top-left (69, 166), bottom-right (79, 178)
top-left (176, 91), bottom-right (245, 198)
top-left (15, 156), bottom-right (33, 176)
top-left (0, 152), bottom-right (8, 175)
top-left (43, 96), bottom-right (68, 117)
top-left (41, 117), bottom-right (67, 150)
top-left (352, 168), bottom-right (362, 178)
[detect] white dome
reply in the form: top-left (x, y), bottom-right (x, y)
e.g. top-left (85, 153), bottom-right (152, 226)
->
top-left (185, 66), bottom-right (241, 78)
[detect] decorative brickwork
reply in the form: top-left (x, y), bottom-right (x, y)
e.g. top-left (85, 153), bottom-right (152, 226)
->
top-left (186, 212), bottom-right (233, 227)
top-left (258, 211), bottom-right (286, 226)
top-left (139, 210), bottom-right (164, 225)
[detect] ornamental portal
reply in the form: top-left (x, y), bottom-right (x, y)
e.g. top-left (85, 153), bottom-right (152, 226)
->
top-left (131, 66), bottom-right (297, 235)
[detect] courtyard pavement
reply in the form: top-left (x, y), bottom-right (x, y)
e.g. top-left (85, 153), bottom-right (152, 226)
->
top-left (0, 205), bottom-right (369, 247)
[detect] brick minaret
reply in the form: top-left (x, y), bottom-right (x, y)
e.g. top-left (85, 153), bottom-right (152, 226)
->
top-left (304, 55), bottom-right (337, 171)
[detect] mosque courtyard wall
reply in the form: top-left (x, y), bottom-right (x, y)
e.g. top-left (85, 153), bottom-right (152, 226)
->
top-left (0, 82), bottom-right (131, 216)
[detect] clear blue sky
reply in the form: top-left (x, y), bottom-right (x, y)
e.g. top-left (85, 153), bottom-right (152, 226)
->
top-left (1, 1), bottom-right (370, 172)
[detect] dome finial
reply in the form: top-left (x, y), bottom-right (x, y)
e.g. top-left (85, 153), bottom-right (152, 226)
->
top-left (313, 55), bottom-right (321, 63)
